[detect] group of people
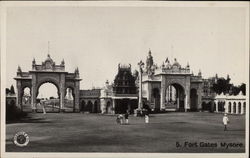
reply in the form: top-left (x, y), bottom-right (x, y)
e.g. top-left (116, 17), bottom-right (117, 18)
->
top-left (116, 110), bottom-right (150, 125)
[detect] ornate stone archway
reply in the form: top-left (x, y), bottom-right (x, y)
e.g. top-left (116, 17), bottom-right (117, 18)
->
top-left (14, 54), bottom-right (81, 112)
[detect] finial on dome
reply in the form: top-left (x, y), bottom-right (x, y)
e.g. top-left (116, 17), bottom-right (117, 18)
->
top-left (105, 80), bottom-right (109, 85)
top-left (17, 65), bottom-right (22, 72)
top-left (186, 62), bottom-right (190, 69)
top-left (61, 59), bottom-right (65, 65)
top-left (165, 57), bottom-right (169, 63)
top-left (32, 58), bottom-right (36, 65)
top-left (148, 48), bottom-right (151, 55)
top-left (198, 69), bottom-right (202, 76)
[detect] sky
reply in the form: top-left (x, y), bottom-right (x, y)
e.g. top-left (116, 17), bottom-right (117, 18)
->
top-left (5, 6), bottom-right (248, 98)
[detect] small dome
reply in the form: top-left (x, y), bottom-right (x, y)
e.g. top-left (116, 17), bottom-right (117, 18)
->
top-left (172, 58), bottom-right (181, 68)
top-left (45, 54), bottom-right (53, 62)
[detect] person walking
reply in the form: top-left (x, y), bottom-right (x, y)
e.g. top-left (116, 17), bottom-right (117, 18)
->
top-left (124, 111), bottom-right (129, 125)
top-left (223, 113), bottom-right (229, 131)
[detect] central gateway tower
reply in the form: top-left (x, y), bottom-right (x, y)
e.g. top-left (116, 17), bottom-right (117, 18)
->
top-left (141, 51), bottom-right (203, 112)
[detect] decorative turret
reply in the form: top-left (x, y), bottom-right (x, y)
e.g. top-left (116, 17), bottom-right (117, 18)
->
top-left (32, 58), bottom-right (36, 70)
top-left (32, 58), bottom-right (36, 65)
top-left (75, 67), bottom-right (79, 78)
top-left (17, 65), bottom-right (22, 76)
top-left (17, 65), bottom-right (22, 73)
top-left (146, 49), bottom-right (154, 74)
top-left (186, 62), bottom-right (190, 69)
top-left (198, 69), bottom-right (202, 77)
top-left (61, 59), bottom-right (65, 66)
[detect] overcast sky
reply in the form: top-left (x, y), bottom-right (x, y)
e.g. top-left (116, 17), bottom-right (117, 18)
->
top-left (5, 6), bottom-right (247, 97)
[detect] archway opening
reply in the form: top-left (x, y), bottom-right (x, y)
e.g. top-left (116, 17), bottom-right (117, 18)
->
top-left (106, 101), bottom-right (112, 114)
top-left (233, 102), bottom-right (236, 113)
top-left (165, 84), bottom-right (185, 112)
top-left (228, 102), bottom-right (232, 113)
top-left (80, 100), bottom-right (85, 112)
top-left (243, 102), bottom-right (246, 114)
top-left (218, 101), bottom-right (225, 112)
top-left (190, 89), bottom-right (198, 111)
top-left (65, 87), bottom-right (75, 112)
top-left (93, 100), bottom-right (99, 113)
top-left (37, 82), bottom-right (59, 112)
top-left (152, 88), bottom-right (160, 111)
top-left (86, 101), bottom-right (93, 113)
top-left (238, 102), bottom-right (241, 114)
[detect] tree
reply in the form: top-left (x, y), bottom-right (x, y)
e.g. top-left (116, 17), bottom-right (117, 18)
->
top-left (239, 83), bottom-right (246, 95)
top-left (212, 78), bottom-right (231, 94)
top-left (10, 85), bottom-right (15, 94)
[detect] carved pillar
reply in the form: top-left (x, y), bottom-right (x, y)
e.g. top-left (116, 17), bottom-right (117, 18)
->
top-left (16, 80), bottom-right (22, 110)
top-left (225, 101), bottom-right (228, 113)
top-left (74, 81), bottom-right (80, 112)
top-left (241, 101), bottom-right (244, 114)
top-left (160, 76), bottom-right (166, 110)
top-left (215, 100), bottom-right (218, 112)
top-left (147, 83), bottom-right (152, 104)
top-left (231, 103), bottom-right (234, 114)
top-left (112, 99), bottom-right (116, 114)
top-left (236, 103), bottom-right (239, 114)
top-left (31, 74), bottom-right (37, 112)
top-left (60, 74), bottom-right (65, 112)
top-left (197, 87), bottom-right (202, 110)
top-left (185, 89), bottom-right (190, 112)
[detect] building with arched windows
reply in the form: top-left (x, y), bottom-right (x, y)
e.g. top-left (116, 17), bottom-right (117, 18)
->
top-left (214, 91), bottom-right (246, 114)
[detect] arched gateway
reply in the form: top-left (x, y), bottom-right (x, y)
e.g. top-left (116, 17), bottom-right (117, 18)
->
top-left (14, 54), bottom-right (81, 112)
top-left (141, 51), bottom-right (203, 112)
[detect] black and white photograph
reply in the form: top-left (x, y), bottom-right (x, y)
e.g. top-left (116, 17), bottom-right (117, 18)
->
top-left (0, 1), bottom-right (249, 158)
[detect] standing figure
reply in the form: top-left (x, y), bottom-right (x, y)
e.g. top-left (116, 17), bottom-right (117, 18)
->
top-left (223, 113), bottom-right (229, 131)
top-left (42, 100), bottom-right (46, 114)
top-left (125, 111), bottom-right (129, 124)
top-left (116, 114), bottom-right (124, 125)
top-left (145, 110), bottom-right (149, 124)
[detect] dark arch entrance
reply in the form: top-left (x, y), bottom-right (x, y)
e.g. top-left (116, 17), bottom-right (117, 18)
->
top-left (165, 83), bottom-right (185, 112)
top-left (228, 102), bottom-right (232, 113)
top-left (190, 89), bottom-right (198, 111)
top-left (152, 88), bottom-right (160, 110)
top-left (86, 101), bottom-right (93, 113)
top-left (80, 100), bottom-right (85, 112)
top-left (106, 101), bottom-right (112, 114)
top-left (14, 54), bottom-right (81, 112)
top-left (93, 100), bottom-right (99, 113)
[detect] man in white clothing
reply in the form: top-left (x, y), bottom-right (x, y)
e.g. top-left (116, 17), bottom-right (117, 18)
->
top-left (223, 113), bottom-right (229, 131)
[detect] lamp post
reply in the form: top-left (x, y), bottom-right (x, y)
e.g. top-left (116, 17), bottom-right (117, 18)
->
top-left (135, 60), bottom-right (144, 116)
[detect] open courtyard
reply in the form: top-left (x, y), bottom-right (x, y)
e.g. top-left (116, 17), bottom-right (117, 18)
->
top-left (6, 112), bottom-right (245, 153)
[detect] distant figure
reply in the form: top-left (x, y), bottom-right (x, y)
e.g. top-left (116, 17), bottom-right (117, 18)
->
top-left (41, 101), bottom-right (46, 114)
top-left (124, 111), bottom-right (129, 124)
top-left (145, 110), bottom-right (149, 123)
top-left (223, 113), bottom-right (229, 131)
top-left (116, 114), bottom-right (124, 125)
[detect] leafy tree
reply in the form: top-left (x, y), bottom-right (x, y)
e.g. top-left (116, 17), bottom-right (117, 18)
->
top-left (239, 83), bottom-right (246, 95)
top-left (212, 78), bottom-right (231, 94)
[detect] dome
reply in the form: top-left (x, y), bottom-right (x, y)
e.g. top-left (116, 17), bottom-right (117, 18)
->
top-left (172, 58), bottom-right (181, 68)
top-left (45, 54), bottom-right (53, 63)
